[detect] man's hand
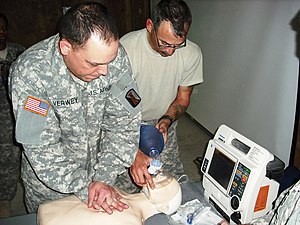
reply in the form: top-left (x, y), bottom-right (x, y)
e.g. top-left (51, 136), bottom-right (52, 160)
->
top-left (130, 149), bottom-right (154, 189)
top-left (155, 120), bottom-right (170, 143)
top-left (87, 181), bottom-right (128, 214)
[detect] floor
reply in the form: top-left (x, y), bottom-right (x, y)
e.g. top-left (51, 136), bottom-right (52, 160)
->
top-left (177, 113), bottom-right (213, 181)
top-left (0, 113), bottom-right (212, 219)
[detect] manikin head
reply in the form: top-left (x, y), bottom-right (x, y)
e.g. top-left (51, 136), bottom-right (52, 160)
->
top-left (142, 171), bottom-right (182, 215)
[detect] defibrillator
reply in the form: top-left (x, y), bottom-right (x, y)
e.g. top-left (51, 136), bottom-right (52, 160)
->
top-left (201, 125), bottom-right (285, 224)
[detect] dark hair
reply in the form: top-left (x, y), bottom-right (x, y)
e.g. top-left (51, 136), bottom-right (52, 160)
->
top-left (152, 0), bottom-right (192, 37)
top-left (58, 1), bottom-right (118, 48)
top-left (0, 12), bottom-right (8, 27)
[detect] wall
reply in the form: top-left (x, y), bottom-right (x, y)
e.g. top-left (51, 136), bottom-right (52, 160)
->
top-left (0, 0), bottom-right (149, 48)
top-left (186, 0), bottom-right (300, 166)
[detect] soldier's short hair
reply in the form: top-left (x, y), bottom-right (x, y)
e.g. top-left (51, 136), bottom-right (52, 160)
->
top-left (152, 0), bottom-right (192, 37)
top-left (58, 1), bottom-right (118, 48)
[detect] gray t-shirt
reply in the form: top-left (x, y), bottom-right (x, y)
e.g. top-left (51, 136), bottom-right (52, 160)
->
top-left (121, 29), bottom-right (203, 120)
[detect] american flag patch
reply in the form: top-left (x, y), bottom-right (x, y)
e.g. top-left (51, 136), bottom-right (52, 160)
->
top-left (24, 96), bottom-right (50, 117)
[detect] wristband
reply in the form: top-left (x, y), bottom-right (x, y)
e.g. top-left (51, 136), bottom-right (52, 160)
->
top-left (158, 114), bottom-right (174, 126)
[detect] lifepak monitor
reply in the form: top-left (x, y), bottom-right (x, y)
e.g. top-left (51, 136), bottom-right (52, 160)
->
top-left (201, 125), bottom-right (284, 224)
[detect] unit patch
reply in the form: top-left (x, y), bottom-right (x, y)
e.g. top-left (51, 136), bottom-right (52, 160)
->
top-left (125, 89), bottom-right (141, 108)
top-left (24, 96), bottom-right (50, 117)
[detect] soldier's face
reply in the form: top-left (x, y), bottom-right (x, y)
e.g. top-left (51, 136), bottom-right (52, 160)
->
top-left (146, 20), bottom-right (188, 57)
top-left (60, 33), bottom-right (119, 82)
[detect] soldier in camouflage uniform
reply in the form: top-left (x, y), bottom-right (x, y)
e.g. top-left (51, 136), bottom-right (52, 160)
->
top-left (9, 2), bottom-right (141, 214)
top-left (115, 0), bottom-right (203, 193)
top-left (0, 12), bottom-right (25, 201)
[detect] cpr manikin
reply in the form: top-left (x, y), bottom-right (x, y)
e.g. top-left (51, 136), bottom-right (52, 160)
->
top-left (38, 172), bottom-right (182, 225)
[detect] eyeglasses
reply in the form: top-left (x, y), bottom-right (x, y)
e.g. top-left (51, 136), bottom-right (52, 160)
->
top-left (153, 27), bottom-right (186, 50)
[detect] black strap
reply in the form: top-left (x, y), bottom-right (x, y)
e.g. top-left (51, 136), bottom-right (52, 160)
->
top-left (158, 114), bottom-right (174, 126)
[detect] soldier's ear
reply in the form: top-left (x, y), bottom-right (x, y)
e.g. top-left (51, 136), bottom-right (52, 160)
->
top-left (59, 39), bottom-right (72, 55)
top-left (146, 19), bottom-right (154, 33)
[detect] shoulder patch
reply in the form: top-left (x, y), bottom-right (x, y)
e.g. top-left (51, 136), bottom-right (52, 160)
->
top-left (125, 89), bottom-right (141, 108)
top-left (24, 96), bottom-right (50, 117)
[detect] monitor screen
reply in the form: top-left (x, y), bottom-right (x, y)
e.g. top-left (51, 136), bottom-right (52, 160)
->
top-left (208, 147), bottom-right (236, 190)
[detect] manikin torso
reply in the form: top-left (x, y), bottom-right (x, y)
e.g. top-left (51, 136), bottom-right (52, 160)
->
top-left (38, 172), bottom-right (182, 225)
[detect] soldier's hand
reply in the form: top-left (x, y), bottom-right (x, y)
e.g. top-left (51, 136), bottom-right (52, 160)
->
top-left (130, 149), bottom-right (154, 189)
top-left (87, 181), bottom-right (128, 214)
top-left (217, 220), bottom-right (230, 225)
top-left (155, 121), bottom-right (169, 144)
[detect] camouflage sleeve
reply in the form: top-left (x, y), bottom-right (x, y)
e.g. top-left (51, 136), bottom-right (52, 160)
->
top-left (7, 42), bottom-right (26, 62)
top-left (9, 61), bottom-right (91, 198)
top-left (92, 46), bottom-right (142, 185)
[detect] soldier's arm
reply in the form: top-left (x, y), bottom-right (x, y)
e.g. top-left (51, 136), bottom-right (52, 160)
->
top-left (93, 46), bottom-right (142, 184)
top-left (9, 62), bottom-right (91, 201)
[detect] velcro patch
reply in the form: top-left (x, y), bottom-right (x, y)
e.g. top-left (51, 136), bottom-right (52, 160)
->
top-left (125, 89), bottom-right (141, 108)
top-left (24, 96), bottom-right (50, 117)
